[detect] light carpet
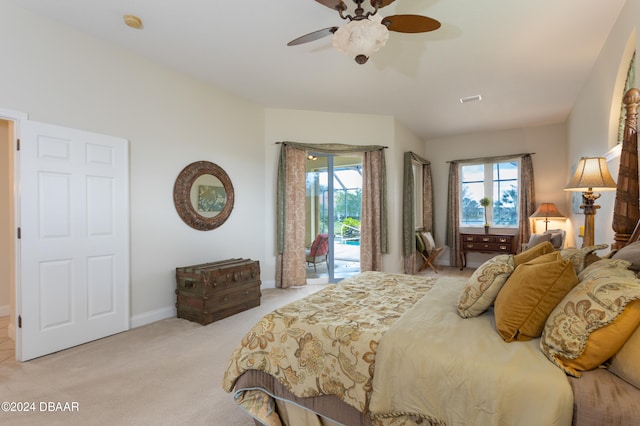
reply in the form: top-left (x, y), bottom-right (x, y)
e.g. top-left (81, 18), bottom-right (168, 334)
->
top-left (0, 284), bottom-right (328, 426)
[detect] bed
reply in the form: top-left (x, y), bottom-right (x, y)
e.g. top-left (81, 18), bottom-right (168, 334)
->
top-left (222, 88), bottom-right (640, 425)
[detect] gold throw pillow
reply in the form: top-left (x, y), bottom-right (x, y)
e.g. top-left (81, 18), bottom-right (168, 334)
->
top-left (495, 252), bottom-right (578, 342)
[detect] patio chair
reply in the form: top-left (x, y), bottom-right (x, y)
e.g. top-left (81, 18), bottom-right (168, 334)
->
top-left (306, 233), bottom-right (329, 272)
top-left (416, 230), bottom-right (442, 273)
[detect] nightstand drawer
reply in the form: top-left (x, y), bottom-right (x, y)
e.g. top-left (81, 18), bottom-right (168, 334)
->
top-left (459, 233), bottom-right (516, 269)
top-left (462, 242), bottom-right (512, 252)
top-left (463, 235), bottom-right (512, 244)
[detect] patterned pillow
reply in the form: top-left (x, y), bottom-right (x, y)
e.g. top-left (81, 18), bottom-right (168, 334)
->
top-left (560, 244), bottom-right (609, 274)
top-left (457, 254), bottom-right (514, 318)
top-left (578, 258), bottom-right (634, 282)
top-left (540, 273), bottom-right (640, 377)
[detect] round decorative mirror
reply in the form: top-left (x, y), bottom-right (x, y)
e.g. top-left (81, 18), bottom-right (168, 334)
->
top-left (173, 161), bottom-right (234, 231)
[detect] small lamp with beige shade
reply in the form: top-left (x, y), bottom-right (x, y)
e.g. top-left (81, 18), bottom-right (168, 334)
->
top-left (530, 203), bottom-right (565, 232)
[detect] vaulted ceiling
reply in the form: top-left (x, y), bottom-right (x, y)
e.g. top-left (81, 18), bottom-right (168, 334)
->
top-left (15, 0), bottom-right (627, 139)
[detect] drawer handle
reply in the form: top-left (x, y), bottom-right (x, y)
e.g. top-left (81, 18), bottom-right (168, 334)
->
top-left (243, 291), bottom-right (249, 296)
top-left (467, 244), bottom-right (474, 248)
top-left (483, 244), bottom-right (489, 248)
top-left (482, 237), bottom-right (490, 242)
top-left (500, 245), bottom-right (507, 250)
top-left (223, 297), bottom-right (228, 302)
top-left (499, 238), bottom-right (507, 242)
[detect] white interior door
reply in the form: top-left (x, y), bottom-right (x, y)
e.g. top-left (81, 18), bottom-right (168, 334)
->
top-left (17, 120), bottom-right (129, 361)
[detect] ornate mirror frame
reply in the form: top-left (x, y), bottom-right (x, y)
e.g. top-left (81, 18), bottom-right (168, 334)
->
top-left (173, 160), bottom-right (234, 231)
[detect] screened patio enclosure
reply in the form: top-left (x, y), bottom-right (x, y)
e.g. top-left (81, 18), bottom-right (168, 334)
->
top-left (306, 154), bottom-right (362, 281)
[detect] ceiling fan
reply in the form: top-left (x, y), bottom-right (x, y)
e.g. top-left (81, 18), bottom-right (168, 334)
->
top-left (287, 0), bottom-right (441, 64)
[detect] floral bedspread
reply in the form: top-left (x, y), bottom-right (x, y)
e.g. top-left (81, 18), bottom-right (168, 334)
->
top-left (222, 271), bottom-right (437, 417)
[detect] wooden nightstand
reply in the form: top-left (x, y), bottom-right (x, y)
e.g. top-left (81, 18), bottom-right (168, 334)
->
top-left (459, 233), bottom-right (516, 269)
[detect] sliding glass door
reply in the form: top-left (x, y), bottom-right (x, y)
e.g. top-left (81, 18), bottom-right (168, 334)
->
top-left (306, 153), bottom-right (362, 282)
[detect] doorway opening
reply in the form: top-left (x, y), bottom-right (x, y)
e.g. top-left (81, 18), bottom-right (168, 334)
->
top-left (0, 117), bottom-right (16, 362)
top-left (305, 153), bottom-right (361, 282)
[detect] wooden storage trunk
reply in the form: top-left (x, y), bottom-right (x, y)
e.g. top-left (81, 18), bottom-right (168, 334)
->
top-left (175, 258), bottom-right (261, 325)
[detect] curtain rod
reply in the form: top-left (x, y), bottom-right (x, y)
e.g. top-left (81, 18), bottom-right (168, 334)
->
top-left (446, 152), bottom-right (535, 163)
top-left (275, 141), bottom-right (388, 149)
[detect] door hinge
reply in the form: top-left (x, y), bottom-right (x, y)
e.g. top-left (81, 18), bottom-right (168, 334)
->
top-left (18, 315), bottom-right (22, 328)
top-left (16, 138), bottom-right (20, 151)
top-left (17, 227), bottom-right (21, 239)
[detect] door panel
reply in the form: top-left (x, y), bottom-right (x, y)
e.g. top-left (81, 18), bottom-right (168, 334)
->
top-left (305, 153), bottom-right (361, 282)
top-left (18, 120), bottom-right (130, 361)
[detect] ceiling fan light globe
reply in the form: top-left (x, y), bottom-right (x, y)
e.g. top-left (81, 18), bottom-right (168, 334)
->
top-left (332, 19), bottom-right (389, 60)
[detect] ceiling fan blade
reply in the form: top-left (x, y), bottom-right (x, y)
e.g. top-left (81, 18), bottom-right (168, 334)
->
top-left (287, 27), bottom-right (339, 46)
top-left (371, 0), bottom-right (396, 8)
top-left (381, 14), bottom-right (441, 33)
top-left (315, 0), bottom-right (347, 11)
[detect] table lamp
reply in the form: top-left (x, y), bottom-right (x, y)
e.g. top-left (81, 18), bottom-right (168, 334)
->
top-left (564, 157), bottom-right (617, 247)
top-left (530, 203), bottom-right (565, 231)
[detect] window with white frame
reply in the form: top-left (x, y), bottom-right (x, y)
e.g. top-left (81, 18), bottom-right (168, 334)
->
top-left (460, 159), bottom-right (520, 227)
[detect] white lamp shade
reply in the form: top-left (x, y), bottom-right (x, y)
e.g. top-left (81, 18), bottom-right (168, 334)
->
top-left (564, 157), bottom-right (617, 191)
top-left (332, 19), bottom-right (389, 58)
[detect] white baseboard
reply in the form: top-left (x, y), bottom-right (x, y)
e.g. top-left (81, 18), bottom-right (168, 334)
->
top-left (261, 280), bottom-right (276, 289)
top-left (130, 305), bottom-right (176, 329)
top-left (131, 280), bottom-right (278, 328)
top-left (0, 305), bottom-right (15, 340)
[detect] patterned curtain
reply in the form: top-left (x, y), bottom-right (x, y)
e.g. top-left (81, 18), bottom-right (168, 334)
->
top-left (402, 152), bottom-right (433, 274)
top-left (275, 142), bottom-right (387, 283)
top-left (423, 165), bottom-right (433, 231)
top-left (361, 149), bottom-right (387, 271)
top-left (517, 154), bottom-right (536, 251)
top-left (446, 162), bottom-right (461, 267)
top-left (275, 145), bottom-right (307, 288)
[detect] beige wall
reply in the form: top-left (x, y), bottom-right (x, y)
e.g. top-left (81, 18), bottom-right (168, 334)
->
top-left (0, 1), bottom-right (265, 325)
top-left (566, 0), bottom-right (639, 249)
top-left (425, 124), bottom-right (568, 267)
